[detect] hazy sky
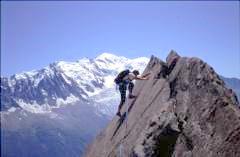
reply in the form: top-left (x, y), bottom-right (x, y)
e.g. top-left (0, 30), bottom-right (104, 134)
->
top-left (1, 1), bottom-right (240, 78)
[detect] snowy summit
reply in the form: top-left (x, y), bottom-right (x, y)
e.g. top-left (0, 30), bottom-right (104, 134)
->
top-left (1, 53), bottom-right (149, 116)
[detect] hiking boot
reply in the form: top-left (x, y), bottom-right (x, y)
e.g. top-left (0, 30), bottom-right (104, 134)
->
top-left (128, 94), bottom-right (137, 99)
top-left (116, 111), bottom-right (121, 117)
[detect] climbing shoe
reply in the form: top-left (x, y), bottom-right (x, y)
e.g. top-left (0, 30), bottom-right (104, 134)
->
top-left (116, 111), bottom-right (121, 117)
top-left (128, 94), bottom-right (137, 99)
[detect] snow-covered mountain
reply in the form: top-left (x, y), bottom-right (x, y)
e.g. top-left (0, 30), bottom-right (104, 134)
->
top-left (1, 53), bottom-right (149, 115)
top-left (1, 53), bottom-right (149, 157)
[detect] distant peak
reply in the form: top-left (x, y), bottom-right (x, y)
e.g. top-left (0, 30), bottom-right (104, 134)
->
top-left (96, 52), bottom-right (126, 60)
top-left (97, 52), bottom-right (117, 57)
top-left (13, 70), bottom-right (38, 80)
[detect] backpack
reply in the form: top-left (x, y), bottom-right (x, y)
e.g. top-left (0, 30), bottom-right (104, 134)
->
top-left (114, 69), bottom-right (130, 84)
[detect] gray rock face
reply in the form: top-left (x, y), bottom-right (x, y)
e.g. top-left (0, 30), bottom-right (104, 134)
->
top-left (221, 76), bottom-right (240, 103)
top-left (85, 51), bottom-right (240, 157)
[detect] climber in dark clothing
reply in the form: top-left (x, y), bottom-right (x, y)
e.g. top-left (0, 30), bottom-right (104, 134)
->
top-left (115, 70), bottom-right (150, 117)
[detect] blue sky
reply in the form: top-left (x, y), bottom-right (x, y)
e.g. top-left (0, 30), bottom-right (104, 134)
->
top-left (1, 1), bottom-right (240, 78)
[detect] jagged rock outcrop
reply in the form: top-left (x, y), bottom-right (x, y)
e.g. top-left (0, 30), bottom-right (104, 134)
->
top-left (85, 51), bottom-right (240, 157)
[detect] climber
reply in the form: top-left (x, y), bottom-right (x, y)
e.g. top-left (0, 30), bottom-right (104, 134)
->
top-left (114, 69), bottom-right (150, 117)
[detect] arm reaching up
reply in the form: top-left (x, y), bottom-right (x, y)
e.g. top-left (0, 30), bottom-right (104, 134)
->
top-left (135, 72), bottom-right (151, 80)
top-left (142, 73), bottom-right (151, 78)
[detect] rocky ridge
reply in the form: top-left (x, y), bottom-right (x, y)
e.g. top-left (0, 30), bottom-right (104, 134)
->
top-left (85, 51), bottom-right (240, 157)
